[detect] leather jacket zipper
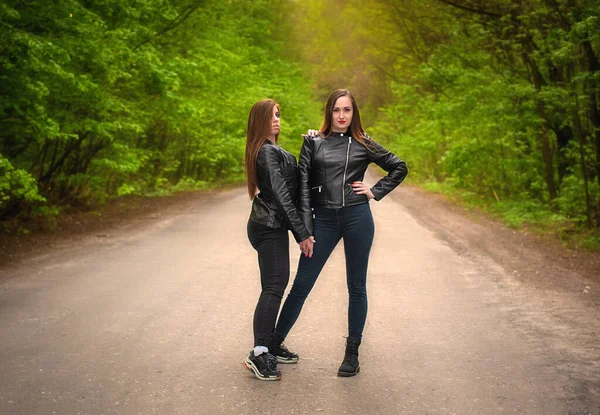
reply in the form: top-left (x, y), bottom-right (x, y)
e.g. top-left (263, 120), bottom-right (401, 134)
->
top-left (342, 136), bottom-right (352, 206)
top-left (312, 185), bottom-right (322, 192)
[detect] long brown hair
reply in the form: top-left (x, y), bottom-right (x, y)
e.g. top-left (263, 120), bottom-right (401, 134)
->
top-left (245, 99), bottom-right (279, 199)
top-left (319, 89), bottom-right (374, 150)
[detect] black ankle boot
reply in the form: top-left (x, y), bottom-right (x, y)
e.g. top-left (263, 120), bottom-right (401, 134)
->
top-left (269, 332), bottom-right (299, 364)
top-left (337, 337), bottom-right (361, 377)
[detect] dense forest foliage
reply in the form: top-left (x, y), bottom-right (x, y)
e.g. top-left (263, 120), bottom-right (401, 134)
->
top-left (1, 0), bottom-right (600, 246)
top-left (0, 0), bottom-right (320, 225)
top-left (291, 0), bottom-right (600, 244)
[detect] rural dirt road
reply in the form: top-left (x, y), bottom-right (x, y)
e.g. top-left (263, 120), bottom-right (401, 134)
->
top-left (1, 172), bottom-right (599, 415)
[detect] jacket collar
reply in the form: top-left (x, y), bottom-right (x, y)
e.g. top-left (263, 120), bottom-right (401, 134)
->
top-left (328, 131), bottom-right (350, 138)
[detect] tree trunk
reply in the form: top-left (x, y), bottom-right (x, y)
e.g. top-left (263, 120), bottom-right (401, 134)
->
top-left (571, 93), bottom-right (593, 226)
top-left (524, 53), bottom-right (557, 201)
top-left (581, 40), bottom-right (600, 226)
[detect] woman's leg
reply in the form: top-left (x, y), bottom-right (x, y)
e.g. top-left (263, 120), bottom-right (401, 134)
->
top-left (336, 203), bottom-right (374, 377)
top-left (274, 208), bottom-right (341, 339)
top-left (247, 220), bottom-right (290, 347)
top-left (341, 203), bottom-right (375, 340)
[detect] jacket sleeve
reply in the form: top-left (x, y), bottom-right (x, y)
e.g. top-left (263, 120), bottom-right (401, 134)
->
top-left (297, 136), bottom-right (314, 235)
top-left (366, 137), bottom-right (408, 201)
top-left (257, 145), bottom-right (311, 243)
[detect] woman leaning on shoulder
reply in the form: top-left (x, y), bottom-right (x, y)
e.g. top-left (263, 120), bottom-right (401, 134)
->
top-left (242, 99), bottom-right (314, 381)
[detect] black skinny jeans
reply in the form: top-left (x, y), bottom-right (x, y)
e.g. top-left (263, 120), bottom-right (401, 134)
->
top-left (275, 202), bottom-right (375, 340)
top-left (247, 219), bottom-right (290, 347)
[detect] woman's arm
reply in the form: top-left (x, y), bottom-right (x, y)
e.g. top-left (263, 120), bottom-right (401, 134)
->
top-left (297, 136), bottom-right (314, 235)
top-left (257, 145), bottom-right (311, 243)
top-left (366, 137), bottom-right (408, 201)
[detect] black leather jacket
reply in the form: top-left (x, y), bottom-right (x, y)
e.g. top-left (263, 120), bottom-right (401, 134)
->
top-left (249, 141), bottom-right (310, 243)
top-left (298, 131), bottom-right (408, 234)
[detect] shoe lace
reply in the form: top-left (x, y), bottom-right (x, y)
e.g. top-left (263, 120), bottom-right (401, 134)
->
top-left (345, 338), bottom-right (360, 355)
top-left (265, 353), bottom-right (278, 370)
top-left (346, 353), bottom-right (359, 365)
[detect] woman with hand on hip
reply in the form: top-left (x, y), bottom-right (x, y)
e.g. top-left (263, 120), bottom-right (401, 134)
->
top-left (243, 99), bottom-right (315, 381)
top-left (269, 89), bottom-right (408, 377)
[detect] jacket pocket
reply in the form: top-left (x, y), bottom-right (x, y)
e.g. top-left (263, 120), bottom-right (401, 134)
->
top-left (310, 185), bottom-right (325, 204)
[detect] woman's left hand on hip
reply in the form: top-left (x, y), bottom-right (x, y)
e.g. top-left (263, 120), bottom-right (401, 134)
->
top-left (351, 182), bottom-right (375, 200)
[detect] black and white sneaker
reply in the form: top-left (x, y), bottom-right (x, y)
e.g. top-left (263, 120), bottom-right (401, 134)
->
top-left (243, 351), bottom-right (281, 381)
top-left (270, 342), bottom-right (299, 364)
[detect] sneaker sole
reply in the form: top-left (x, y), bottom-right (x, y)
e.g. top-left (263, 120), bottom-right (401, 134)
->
top-left (276, 356), bottom-right (299, 364)
top-left (337, 366), bottom-right (360, 377)
top-left (243, 358), bottom-right (281, 381)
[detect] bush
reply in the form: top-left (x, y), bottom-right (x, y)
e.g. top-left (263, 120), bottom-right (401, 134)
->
top-left (0, 155), bottom-right (46, 218)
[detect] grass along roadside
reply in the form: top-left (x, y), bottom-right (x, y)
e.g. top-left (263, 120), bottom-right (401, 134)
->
top-left (420, 180), bottom-right (600, 251)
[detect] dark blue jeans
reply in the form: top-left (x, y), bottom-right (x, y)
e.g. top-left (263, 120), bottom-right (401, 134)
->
top-left (247, 219), bottom-right (290, 347)
top-left (274, 203), bottom-right (375, 340)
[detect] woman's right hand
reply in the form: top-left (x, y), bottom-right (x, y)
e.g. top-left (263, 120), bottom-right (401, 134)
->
top-left (302, 129), bottom-right (320, 138)
top-left (299, 236), bottom-right (315, 258)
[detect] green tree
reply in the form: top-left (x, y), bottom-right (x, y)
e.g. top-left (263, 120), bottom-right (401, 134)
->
top-left (0, 0), bottom-right (320, 223)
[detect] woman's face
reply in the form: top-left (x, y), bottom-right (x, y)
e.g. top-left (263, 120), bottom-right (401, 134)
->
top-left (269, 105), bottom-right (280, 140)
top-left (331, 96), bottom-right (353, 133)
